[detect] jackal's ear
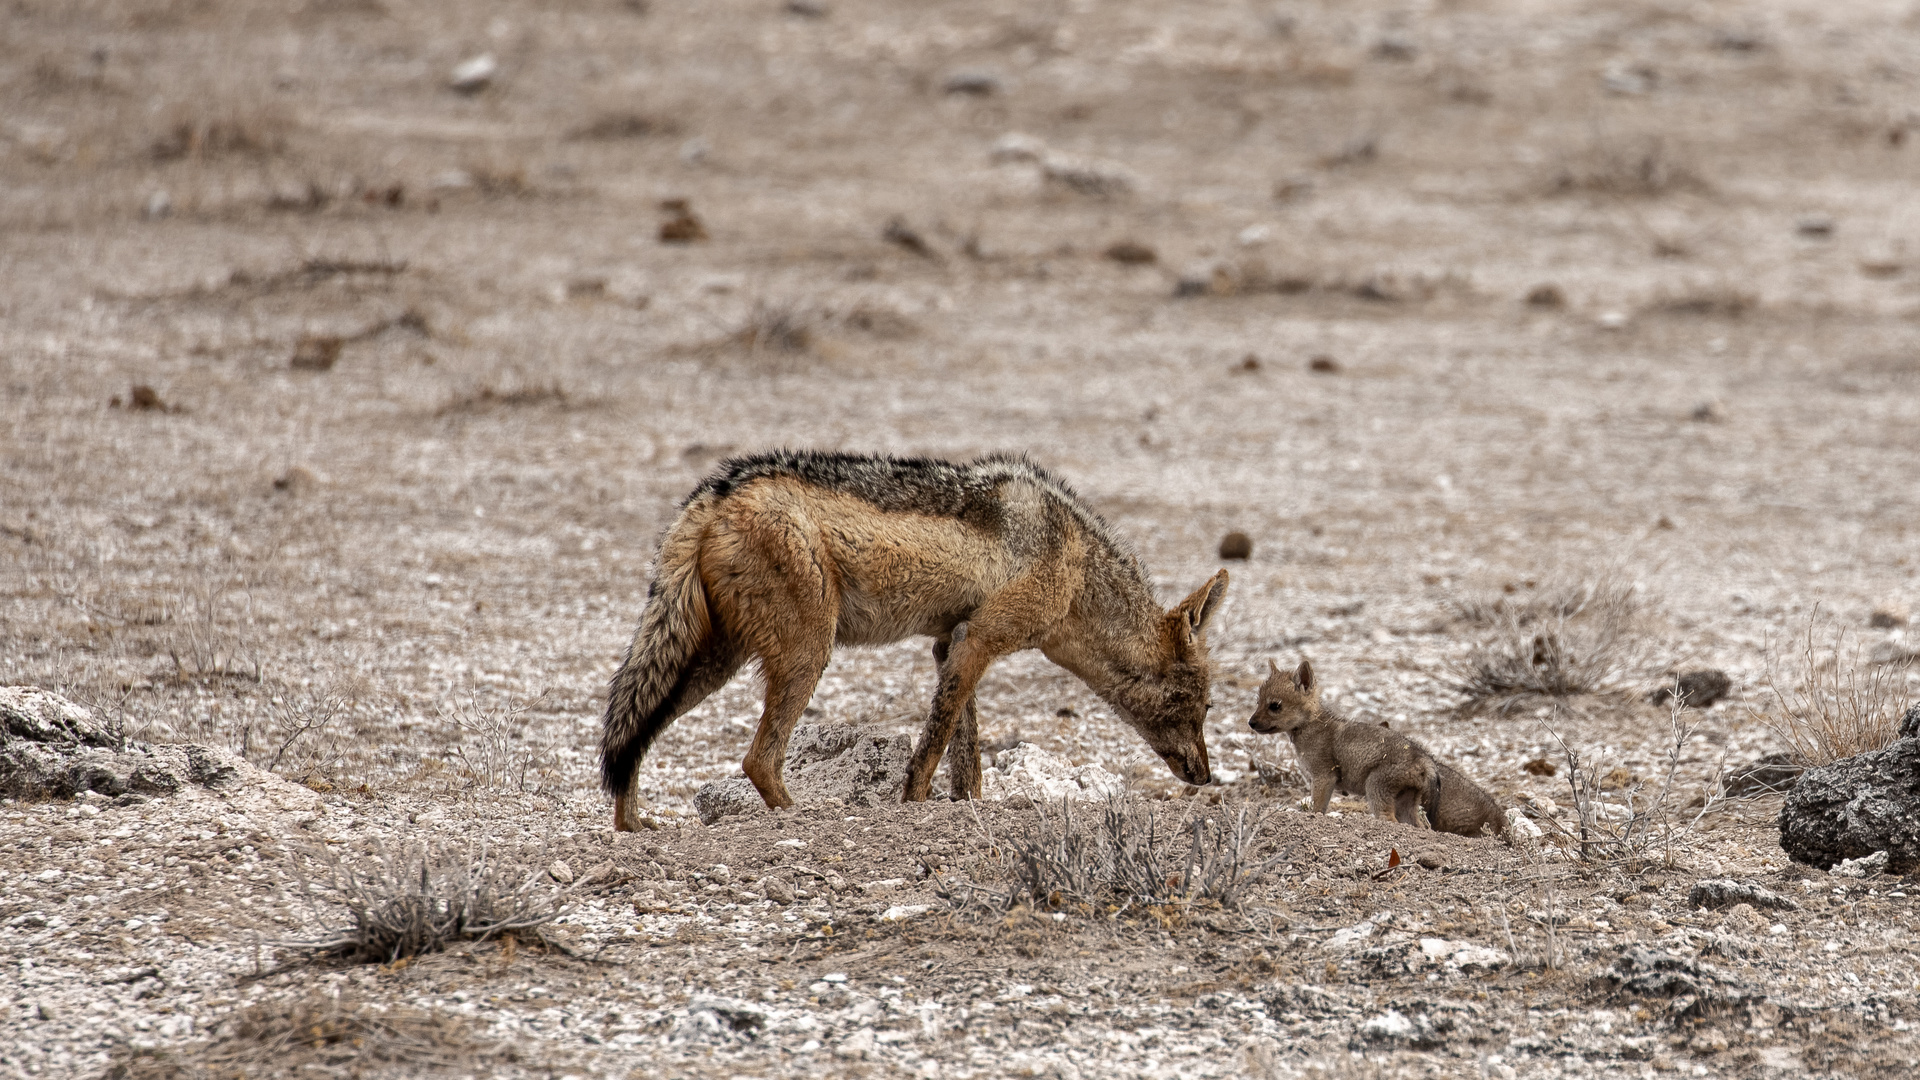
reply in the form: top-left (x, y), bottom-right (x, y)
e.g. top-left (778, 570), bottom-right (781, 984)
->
top-left (1267, 657), bottom-right (1281, 678)
top-left (1177, 569), bottom-right (1230, 640)
top-left (1293, 658), bottom-right (1315, 693)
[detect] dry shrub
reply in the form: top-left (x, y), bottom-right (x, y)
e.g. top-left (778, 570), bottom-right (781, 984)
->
top-left (1533, 701), bottom-right (1721, 869)
top-left (1446, 579), bottom-right (1656, 707)
top-left (1753, 618), bottom-right (1915, 767)
top-left (279, 840), bottom-right (572, 963)
top-left (101, 991), bottom-right (516, 1080)
top-left (1550, 135), bottom-right (1707, 197)
top-left (727, 300), bottom-right (819, 355)
top-left (150, 106), bottom-right (290, 161)
top-left (439, 695), bottom-right (559, 794)
top-left (948, 795), bottom-right (1289, 914)
top-left (436, 382), bottom-right (568, 416)
top-left (1649, 284), bottom-right (1757, 318)
top-left (567, 111), bottom-right (673, 140)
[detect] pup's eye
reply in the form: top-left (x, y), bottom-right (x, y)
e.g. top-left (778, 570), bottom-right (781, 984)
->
top-left (1267, 701), bottom-right (1281, 712)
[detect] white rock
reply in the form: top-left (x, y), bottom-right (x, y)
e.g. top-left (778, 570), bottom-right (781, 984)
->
top-left (835, 1027), bottom-right (876, 1059)
top-left (1506, 808), bottom-right (1544, 839)
top-left (990, 133), bottom-right (1049, 164)
top-left (982, 744), bottom-right (1123, 803)
top-left (548, 859), bottom-right (574, 884)
top-left (449, 53), bottom-right (498, 93)
top-left (1327, 917), bottom-right (1380, 950)
top-left (1832, 850), bottom-right (1890, 878)
top-left (1361, 1010), bottom-right (1414, 1039)
top-left (880, 904), bottom-right (930, 922)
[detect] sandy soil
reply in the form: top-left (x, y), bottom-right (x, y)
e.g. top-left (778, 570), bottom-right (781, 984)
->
top-left (3, 0), bottom-right (1919, 1076)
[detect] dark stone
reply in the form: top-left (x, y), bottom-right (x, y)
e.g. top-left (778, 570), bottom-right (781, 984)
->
top-left (1605, 948), bottom-right (1762, 1019)
top-left (1902, 703), bottom-right (1920, 740)
top-left (1778, 722), bottom-right (1920, 872)
top-left (1218, 531), bottom-right (1253, 560)
top-left (1724, 752), bottom-right (1801, 797)
top-left (0, 686), bottom-right (244, 801)
top-left (1648, 669), bottom-right (1732, 709)
top-left (1685, 878), bottom-right (1798, 912)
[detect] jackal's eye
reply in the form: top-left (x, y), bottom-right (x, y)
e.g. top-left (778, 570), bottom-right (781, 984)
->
top-left (1267, 701), bottom-right (1281, 712)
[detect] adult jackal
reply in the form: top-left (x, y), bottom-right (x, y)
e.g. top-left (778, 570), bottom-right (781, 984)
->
top-left (601, 451), bottom-right (1229, 831)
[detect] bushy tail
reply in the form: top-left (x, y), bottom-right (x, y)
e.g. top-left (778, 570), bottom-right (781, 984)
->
top-left (600, 518), bottom-right (715, 798)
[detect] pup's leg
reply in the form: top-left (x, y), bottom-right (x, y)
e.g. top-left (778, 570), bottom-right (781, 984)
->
top-left (1310, 772), bottom-right (1336, 814)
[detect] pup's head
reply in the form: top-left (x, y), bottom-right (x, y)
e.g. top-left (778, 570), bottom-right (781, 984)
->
top-left (1248, 657), bottom-right (1320, 735)
top-left (1120, 569), bottom-right (1229, 787)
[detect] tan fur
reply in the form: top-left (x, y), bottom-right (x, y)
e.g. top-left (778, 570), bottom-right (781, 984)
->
top-left (602, 455), bottom-right (1228, 830)
top-left (1247, 658), bottom-right (1434, 827)
top-left (1423, 760), bottom-right (1508, 838)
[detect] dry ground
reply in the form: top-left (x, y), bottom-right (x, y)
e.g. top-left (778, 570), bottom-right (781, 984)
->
top-left (4, 0), bottom-right (1920, 1076)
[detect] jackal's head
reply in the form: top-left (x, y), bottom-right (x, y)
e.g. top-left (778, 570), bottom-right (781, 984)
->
top-left (1117, 569), bottom-right (1229, 787)
top-left (1248, 657), bottom-right (1320, 736)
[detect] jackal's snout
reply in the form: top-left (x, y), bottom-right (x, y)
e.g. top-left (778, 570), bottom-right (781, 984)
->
top-left (1158, 745), bottom-right (1212, 786)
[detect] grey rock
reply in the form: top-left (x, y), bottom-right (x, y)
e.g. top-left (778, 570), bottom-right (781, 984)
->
top-left (1648, 669), bottom-right (1732, 709)
top-left (1686, 879), bottom-right (1798, 912)
top-left (692, 722), bottom-right (913, 825)
top-left (1778, 719), bottom-right (1920, 873)
top-left (1903, 703), bottom-right (1920, 740)
top-left (1605, 948), bottom-right (1761, 1019)
top-left (0, 685), bottom-right (244, 800)
top-left (1, 686), bottom-right (119, 748)
top-left (1724, 752), bottom-right (1801, 797)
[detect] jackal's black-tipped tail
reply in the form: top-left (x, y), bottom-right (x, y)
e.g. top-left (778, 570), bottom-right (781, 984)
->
top-left (600, 525), bottom-right (716, 801)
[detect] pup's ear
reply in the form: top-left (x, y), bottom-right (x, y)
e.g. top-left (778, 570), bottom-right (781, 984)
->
top-left (1267, 657), bottom-right (1281, 677)
top-left (1294, 658), bottom-right (1315, 693)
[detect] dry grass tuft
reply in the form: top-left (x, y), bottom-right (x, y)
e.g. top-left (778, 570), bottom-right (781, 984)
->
top-left (948, 795), bottom-right (1288, 915)
top-left (1649, 285), bottom-right (1757, 318)
top-left (150, 107), bottom-right (290, 161)
top-left (1533, 701), bottom-right (1723, 869)
top-left (439, 695), bottom-right (560, 794)
top-left (703, 300), bottom-right (829, 362)
top-left (1752, 618), bottom-right (1915, 767)
top-left (1445, 579), bottom-right (1655, 707)
top-left (1550, 135), bottom-right (1708, 197)
top-left (279, 840), bottom-right (572, 964)
top-left (567, 111), bottom-right (673, 140)
top-left (101, 991), bottom-right (517, 1079)
top-left (436, 383), bottom-right (568, 416)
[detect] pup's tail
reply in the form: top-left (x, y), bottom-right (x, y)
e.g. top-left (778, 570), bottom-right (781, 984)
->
top-left (600, 516), bottom-right (716, 800)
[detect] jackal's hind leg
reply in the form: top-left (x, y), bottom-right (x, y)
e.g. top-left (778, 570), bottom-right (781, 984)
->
top-left (613, 638), bottom-right (743, 832)
top-left (949, 696), bottom-right (982, 799)
top-left (906, 634), bottom-right (995, 802)
top-left (930, 630), bottom-right (983, 800)
top-left (741, 640), bottom-right (832, 810)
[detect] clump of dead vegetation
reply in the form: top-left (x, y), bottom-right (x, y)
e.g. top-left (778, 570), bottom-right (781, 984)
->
top-left (277, 840), bottom-right (572, 964)
top-left (435, 382), bottom-right (569, 416)
top-left (1445, 578), bottom-right (1658, 709)
top-left (1549, 134), bottom-right (1709, 197)
top-left (1752, 617), bottom-right (1916, 768)
top-left (945, 795), bottom-right (1289, 915)
top-left (101, 990), bottom-right (519, 1080)
top-left (1531, 700), bottom-right (1724, 869)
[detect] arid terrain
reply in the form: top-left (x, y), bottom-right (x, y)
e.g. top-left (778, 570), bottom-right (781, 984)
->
top-left (4, 0), bottom-right (1920, 1077)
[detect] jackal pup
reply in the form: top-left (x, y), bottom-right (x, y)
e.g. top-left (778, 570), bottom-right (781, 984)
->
top-left (1424, 759), bottom-right (1508, 838)
top-left (601, 451), bottom-right (1230, 831)
top-left (1248, 658), bottom-right (1434, 827)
